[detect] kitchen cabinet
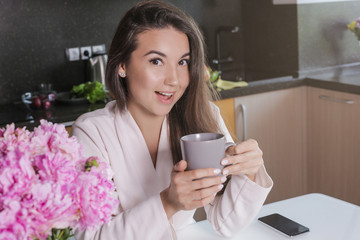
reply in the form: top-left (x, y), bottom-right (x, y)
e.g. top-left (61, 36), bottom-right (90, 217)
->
top-left (307, 87), bottom-right (360, 205)
top-left (66, 126), bottom-right (72, 135)
top-left (214, 98), bottom-right (236, 140)
top-left (234, 87), bottom-right (308, 203)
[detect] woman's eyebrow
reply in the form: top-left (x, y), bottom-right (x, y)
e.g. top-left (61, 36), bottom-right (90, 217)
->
top-left (143, 51), bottom-right (190, 58)
top-left (144, 50), bottom-right (166, 57)
top-left (181, 52), bottom-right (190, 58)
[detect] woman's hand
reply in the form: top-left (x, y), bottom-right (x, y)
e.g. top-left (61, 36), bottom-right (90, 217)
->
top-left (221, 139), bottom-right (264, 181)
top-left (160, 160), bottom-right (226, 219)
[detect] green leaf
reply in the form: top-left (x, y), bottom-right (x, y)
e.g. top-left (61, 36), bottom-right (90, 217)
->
top-left (210, 71), bottom-right (219, 82)
top-left (214, 77), bottom-right (248, 90)
top-left (72, 83), bottom-right (85, 96)
top-left (71, 81), bottom-right (107, 103)
top-left (46, 228), bottom-right (73, 240)
top-left (85, 158), bottom-right (99, 171)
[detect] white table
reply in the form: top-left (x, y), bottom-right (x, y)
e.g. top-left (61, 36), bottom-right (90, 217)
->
top-left (176, 193), bottom-right (360, 240)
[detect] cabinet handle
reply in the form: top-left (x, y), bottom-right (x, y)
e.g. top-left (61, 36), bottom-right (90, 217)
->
top-left (319, 95), bottom-right (355, 104)
top-left (238, 103), bottom-right (247, 141)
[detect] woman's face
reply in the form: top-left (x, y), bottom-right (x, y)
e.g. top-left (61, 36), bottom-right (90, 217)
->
top-left (119, 27), bottom-right (190, 119)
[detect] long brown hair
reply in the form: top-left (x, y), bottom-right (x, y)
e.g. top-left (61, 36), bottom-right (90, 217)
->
top-left (106, 0), bottom-right (220, 164)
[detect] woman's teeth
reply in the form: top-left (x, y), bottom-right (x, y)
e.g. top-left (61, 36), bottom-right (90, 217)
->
top-left (156, 92), bottom-right (174, 98)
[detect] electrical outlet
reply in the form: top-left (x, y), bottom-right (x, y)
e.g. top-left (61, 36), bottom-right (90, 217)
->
top-left (65, 47), bottom-right (80, 61)
top-left (80, 46), bottom-right (92, 60)
top-left (92, 44), bottom-right (106, 54)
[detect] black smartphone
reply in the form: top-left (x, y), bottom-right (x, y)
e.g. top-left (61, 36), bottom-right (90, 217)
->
top-left (258, 213), bottom-right (310, 237)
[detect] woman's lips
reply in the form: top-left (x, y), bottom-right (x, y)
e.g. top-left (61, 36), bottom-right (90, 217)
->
top-left (155, 91), bottom-right (175, 104)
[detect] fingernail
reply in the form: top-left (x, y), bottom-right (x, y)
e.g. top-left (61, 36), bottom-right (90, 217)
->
top-left (222, 169), bottom-right (229, 175)
top-left (214, 169), bottom-right (221, 175)
top-left (221, 159), bottom-right (228, 165)
top-left (218, 184), bottom-right (224, 190)
top-left (221, 176), bottom-right (227, 183)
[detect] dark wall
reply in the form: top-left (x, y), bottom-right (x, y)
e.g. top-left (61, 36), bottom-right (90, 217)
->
top-left (1, 0), bottom-right (360, 105)
top-left (0, 0), bottom-right (243, 105)
top-left (242, 0), bottom-right (360, 81)
top-left (0, 0), bottom-right (136, 105)
top-left (242, 1), bottom-right (298, 81)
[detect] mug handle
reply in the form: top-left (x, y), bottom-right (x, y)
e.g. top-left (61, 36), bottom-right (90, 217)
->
top-left (225, 142), bottom-right (236, 150)
top-left (222, 142), bottom-right (236, 170)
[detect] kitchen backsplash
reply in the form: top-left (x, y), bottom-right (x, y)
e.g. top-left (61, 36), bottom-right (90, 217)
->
top-left (0, 0), bottom-right (244, 105)
top-left (1, 0), bottom-right (359, 105)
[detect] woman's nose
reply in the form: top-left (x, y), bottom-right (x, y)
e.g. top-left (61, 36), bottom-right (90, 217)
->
top-left (164, 65), bottom-right (179, 86)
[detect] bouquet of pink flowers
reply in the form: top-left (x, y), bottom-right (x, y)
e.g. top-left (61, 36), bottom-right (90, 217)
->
top-left (347, 17), bottom-right (360, 40)
top-left (0, 120), bottom-right (119, 240)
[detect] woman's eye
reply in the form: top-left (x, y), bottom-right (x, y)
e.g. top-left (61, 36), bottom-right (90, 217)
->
top-left (179, 59), bottom-right (189, 66)
top-left (150, 58), bottom-right (163, 66)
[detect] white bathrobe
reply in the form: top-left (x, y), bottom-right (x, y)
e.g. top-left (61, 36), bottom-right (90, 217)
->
top-left (72, 101), bottom-right (273, 239)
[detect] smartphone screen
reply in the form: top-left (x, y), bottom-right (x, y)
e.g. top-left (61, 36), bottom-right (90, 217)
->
top-left (258, 213), bottom-right (310, 237)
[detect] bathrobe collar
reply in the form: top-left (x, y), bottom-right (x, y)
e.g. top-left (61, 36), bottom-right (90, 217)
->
top-left (114, 106), bottom-right (173, 200)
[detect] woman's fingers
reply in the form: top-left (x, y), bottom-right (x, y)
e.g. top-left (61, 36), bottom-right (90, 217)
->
top-left (194, 182), bottom-right (224, 200)
top-left (166, 165), bottom-right (226, 211)
top-left (226, 138), bottom-right (260, 155)
top-left (173, 159), bottom-right (188, 172)
top-left (187, 183), bottom-right (224, 209)
top-left (165, 138), bottom-right (265, 216)
top-left (172, 168), bottom-right (225, 195)
top-left (191, 175), bottom-right (227, 191)
top-left (222, 139), bottom-right (264, 177)
top-left (185, 167), bottom-right (222, 180)
top-left (223, 151), bottom-right (263, 167)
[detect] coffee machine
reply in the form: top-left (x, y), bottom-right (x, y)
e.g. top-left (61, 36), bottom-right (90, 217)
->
top-left (87, 51), bottom-right (108, 87)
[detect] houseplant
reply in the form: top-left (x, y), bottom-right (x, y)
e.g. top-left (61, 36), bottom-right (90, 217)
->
top-left (347, 17), bottom-right (360, 41)
top-left (205, 66), bottom-right (248, 91)
top-left (0, 120), bottom-right (119, 239)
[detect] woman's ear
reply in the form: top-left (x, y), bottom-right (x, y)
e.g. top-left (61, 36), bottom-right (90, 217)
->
top-left (118, 63), bottom-right (127, 78)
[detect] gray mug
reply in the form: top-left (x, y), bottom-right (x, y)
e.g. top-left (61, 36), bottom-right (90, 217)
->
top-left (180, 133), bottom-right (235, 171)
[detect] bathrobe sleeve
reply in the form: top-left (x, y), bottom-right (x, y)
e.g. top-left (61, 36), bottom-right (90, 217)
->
top-left (71, 112), bottom-right (175, 240)
top-left (204, 103), bottom-right (273, 237)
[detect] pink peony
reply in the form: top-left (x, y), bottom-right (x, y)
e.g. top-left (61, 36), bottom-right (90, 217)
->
top-left (75, 161), bottom-right (118, 230)
top-left (356, 17), bottom-right (360, 28)
top-left (0, 120), bottom-right (119, 239)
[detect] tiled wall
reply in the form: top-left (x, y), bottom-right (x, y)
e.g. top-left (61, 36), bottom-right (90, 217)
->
top-left (242, 1), bottom-right (360, 81)
top-left (297, 1), bottom-right (360, 76)
top-left (1, 0), bottom-right (359, 105)
top-left (0, 0), bottom-right (243, 105)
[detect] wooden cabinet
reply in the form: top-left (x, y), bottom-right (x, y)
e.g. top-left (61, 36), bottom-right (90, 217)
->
top-left (214, 98), bottom-right (236, 140)
top-left (65, 126), bottom-right (72, 135)
top-left (227, 86), bottom-right (359, 205)
top-left (234, 87), bottom-right (308, 203)
top-left (307, 87), bottom-right (360, 205)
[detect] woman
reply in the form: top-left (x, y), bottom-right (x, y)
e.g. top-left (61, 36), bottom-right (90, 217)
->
top-left (72, 1), bottom-right (273, 239)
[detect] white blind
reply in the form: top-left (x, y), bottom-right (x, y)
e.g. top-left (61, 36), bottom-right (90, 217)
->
top-left (273, 0), bottom-right (359, 4)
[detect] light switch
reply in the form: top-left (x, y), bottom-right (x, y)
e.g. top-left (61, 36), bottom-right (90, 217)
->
top-left (80, 46), bottom-right (92, 60)
top-left (92, 44), bottom-right (106, 54)
top-left (65, 47), bottom-right (80, 61)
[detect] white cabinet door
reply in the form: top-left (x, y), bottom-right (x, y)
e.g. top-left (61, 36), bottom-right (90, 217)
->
top-left (307, 87), bottom-right (360, 205)
top-left (234, 87), bottom-right (307, 203)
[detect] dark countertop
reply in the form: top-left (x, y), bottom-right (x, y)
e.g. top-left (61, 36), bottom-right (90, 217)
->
top-left (219, 73), bottom-right (360, 99)
top-left (1, 70), bottom-right (360, 130)
top-left (0, 101), bottom-right (105, 130)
